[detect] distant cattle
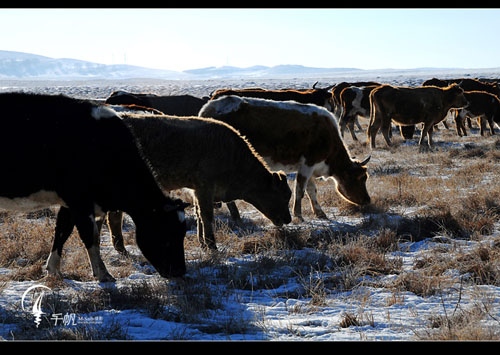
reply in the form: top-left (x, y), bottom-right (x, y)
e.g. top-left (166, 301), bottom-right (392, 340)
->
top-left (199, 96), bottom-right (371, 222)
top-left (368, 84), bottom-right (467, 149)
top-left (105, 91), bottom-right (208, 116)
top-left (454, 91), bottom-right (500, 137)
top-left (330, 81), bottom-right (380, 118)
top-left (0, 93), bottom-right (188, 282)
top-left (108, 114), bottom-right (291, 250)
top-left (338, 85), bottom-right (378, 141)
top-left (423, 78), bottom-right (500, 134)
top-left (210, 85), bottom-right (335, 111)
top-left (423, 78), bottom-right (500, 97)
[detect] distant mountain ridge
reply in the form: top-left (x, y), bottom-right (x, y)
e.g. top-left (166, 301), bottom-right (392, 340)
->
top-left (1, 50), bottom-right (497, 81)
top-left (0, 50), bottom-right (364, 80)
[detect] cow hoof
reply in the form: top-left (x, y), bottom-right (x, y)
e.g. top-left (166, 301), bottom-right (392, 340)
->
top-left (292, 216), bottom-right (304, 224)
top-left (98, 273), bottom-right (116, 283)
top-left (315, 212), bottom-right (329, 220)
top-left (46, 269), bottom-right (64, 279)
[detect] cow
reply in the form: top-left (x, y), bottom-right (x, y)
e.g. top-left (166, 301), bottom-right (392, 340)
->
top-left (367, 84), bottom-right (468, 150)
top-left (0, 93), bottom-right (189, 282)
top-left (423, 78), bottom-right (500, 97)
top-left (338, 85), bottom-right (379, 141)
top-left (330, 81), bottom-right (380, 118)
top-left (422, 78), bottom-right (500, 136)
top-left (209, 85), bottom-right (335, 111)
top-left (338, 84), bottom-right (419, 142)
top-left (199, 95), bottom-right (371, 223)
top-left (105, 91), bottom-right (208, 116)
top-left (454, 91), bottom-right (500, 137)
top-left (103, 114), bottom-right (292, 251)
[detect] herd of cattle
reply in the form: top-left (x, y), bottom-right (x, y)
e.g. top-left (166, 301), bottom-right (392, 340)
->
top-left (0, 77), bottom-right (499, 282)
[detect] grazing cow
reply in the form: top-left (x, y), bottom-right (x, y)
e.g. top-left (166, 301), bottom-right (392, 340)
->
top-left (105, 91), bottom-right (208, 116)
top-left (339, 85), bottom-right (378, 141)
top-left (0, 93), bottom-right (188, 282)
top-left (107, 114), bottom-right (291, 250)
top-left (199, 96), bottom-right (371, 222)
top-left (368, 84), bottom-right (467, 149)
top-left (454, 91), bottom-right (500, 137)
top-left (210, 85), bottom-right (335, 111)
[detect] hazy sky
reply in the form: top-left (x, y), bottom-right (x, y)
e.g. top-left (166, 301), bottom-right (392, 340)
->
top-left (1, 8), bottom-right (500, 71)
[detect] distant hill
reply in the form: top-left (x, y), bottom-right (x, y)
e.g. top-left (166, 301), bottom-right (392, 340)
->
top-left (0, 50), bottom-right (364, 80)
top-left (1, 50), bottom-right (498, 81)
top-left (0, 50), bottom-right (184, 80)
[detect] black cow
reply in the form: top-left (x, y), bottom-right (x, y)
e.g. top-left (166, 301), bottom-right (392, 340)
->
top-left (105, 91), bottom-right (208, 116)
top-left (0, 93), bottom-right (188, 282)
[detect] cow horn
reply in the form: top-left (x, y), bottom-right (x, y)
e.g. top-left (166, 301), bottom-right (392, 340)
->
top-left (360, 156), bottom-right (371, 166)
top-left (312, 81), bottom-right (319, 89)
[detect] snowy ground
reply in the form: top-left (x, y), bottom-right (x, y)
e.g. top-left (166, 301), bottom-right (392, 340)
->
top-left (0, 70), bottom-right (500, 341)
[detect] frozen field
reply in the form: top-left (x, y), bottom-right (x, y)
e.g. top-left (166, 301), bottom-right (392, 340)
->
top-left (0, 70), bottom-right (499, 341)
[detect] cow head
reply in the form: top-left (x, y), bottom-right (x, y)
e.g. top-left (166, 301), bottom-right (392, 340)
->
top-left (447, 84), bottom-right (468, 109)
top-left (312, 82), bottom-right (336, 111)
top-left (333, 156), bottom-right (371, 206)
top-left (246, 171), bottom-right (292, 226)
top-left (133, 198), bottom-right (189, 278)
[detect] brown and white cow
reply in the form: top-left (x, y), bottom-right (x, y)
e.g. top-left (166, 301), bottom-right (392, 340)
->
top-left (210, 85), bottom-right (335, 111)
top-left (199, 95), bottom-right (371, 222)
top-left (368, 84), bottom-right (467, 150)
top-left (330, 81), bottom-right (380, 118)
top-left (454, 91), bottom-right (500, 137)
top-left (339, 85), bottom-right (379, 141)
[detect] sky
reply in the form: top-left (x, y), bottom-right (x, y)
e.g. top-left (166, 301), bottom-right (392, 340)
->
top-left (1, 8), bottom-right (500, 72)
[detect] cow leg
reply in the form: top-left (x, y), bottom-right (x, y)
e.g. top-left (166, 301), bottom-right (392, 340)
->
top-left (194, 188), bottom-right (217, 250)
top-left (419, 123), bottom-right (434, 151)
top-left (454, 110), bottom-right (467, 137)
top-left (106, 211), bottom-right (128, 256)
top-left (467, 117), bottom-right (472, 129)
top-left (347, 116), bottom-right (358, 141)
top-left (226, 201), bottom-right (242, 223)
top-left (72, 206), bottom-right (115, 282)
top-left (292, 163), bottom-right (315, 223)
top-left (305, 179), bottom-right (328, 220)
top-left (478, 116), bottom-right (487, 136)
top-left (381, 119), bottom-right (393, 147)
top-left (367, 118), bottom-right (381, 149)
top-left (46, 206), bottom-right (74, 277)
top-left (354, 117), bottom-right (362, 130)
top-left (339, 116), bottom-right (348, 138)
top-left (487, 117), bottom-right (496, 135)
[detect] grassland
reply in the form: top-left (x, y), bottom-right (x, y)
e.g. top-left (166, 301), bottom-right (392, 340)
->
top-left (0, 79), bottom-right (499, 340)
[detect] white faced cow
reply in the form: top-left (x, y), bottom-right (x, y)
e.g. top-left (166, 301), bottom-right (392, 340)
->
top-left (0, 93), bottom-right (189, 282)
top-left (199, 96), bottom-right (371, 223)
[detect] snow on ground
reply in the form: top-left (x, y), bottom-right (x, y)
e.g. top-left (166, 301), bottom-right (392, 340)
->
top-left (1, 219), bottom-right (499, 341)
